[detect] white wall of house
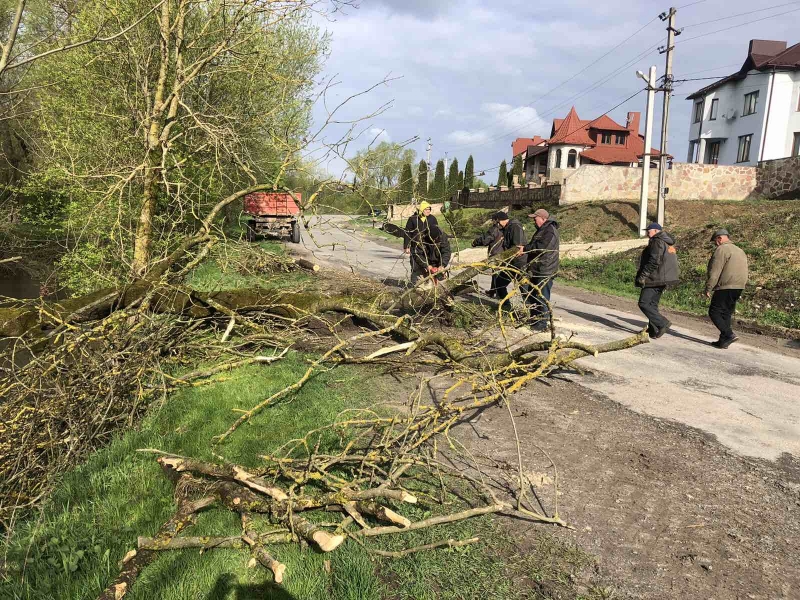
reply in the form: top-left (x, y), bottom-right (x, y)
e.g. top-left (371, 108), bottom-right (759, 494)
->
top-left (762, 72), bottom-right (800, 160)
top-left (547, 144), bottom-right (583, 170)
top-left (687, 70), bottom-right (800, 165)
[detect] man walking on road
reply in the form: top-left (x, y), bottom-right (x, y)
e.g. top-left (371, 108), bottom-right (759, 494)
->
top-left (635, 222), bottom-right (680, 339)
top-left (705, 229), bottom-right (748, 349)
top-left (524, 208), bottom-right (560, 331)
top-left (492, 211), bottom-right (526, 299)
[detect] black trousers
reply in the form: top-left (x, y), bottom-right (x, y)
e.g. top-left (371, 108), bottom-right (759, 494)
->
top-left (638, 286), bottom-right (668, 331)
top-left (523, 275), bottom-right (555, 325)
top-left (709, 289), bottom-right (743, 339)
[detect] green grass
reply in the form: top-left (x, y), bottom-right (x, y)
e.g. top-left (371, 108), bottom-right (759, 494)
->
top-left (2, 238), bottom-right (611, 599)
top-left (185, 240), bottom-right (311, 292)
top-left (2, 353), bottom-right (605, 600)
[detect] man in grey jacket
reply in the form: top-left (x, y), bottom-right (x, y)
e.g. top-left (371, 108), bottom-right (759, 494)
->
top-left (635, 222), bottom-right (679, 339)
top-left (705, 229), bottom-right (748, 349)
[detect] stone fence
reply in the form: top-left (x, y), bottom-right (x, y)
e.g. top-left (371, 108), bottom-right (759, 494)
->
top-left (559, 163), bottom-right (760, 204)
top-left (757, 155), bottom-right (800, 199)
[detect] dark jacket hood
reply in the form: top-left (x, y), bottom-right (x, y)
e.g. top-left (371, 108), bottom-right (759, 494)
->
top-left (654, 231), bottom-right (674, 245)
top-left (536, 218), bottom-right (559, 231)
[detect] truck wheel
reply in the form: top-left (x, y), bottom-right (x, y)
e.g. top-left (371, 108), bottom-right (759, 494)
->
top-left (291, 221), bottom-right (300, 244)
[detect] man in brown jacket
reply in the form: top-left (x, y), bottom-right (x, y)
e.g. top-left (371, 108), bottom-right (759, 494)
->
top-left (705, 229), bottom-right (748, 349)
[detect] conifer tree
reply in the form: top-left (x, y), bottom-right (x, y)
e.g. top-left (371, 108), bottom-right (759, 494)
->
top-left (447, 157), bottom-right (459, 200)
top-left (464, 155), bottom-right (475, 189)
top-left (497, 160), bottom-right (507, 187)
top-left (431, 159), bottom-right (446, 202)
top-left (416, 160), bottom-right (428, 199)
top-left (512, 154), bottom-right (523, 184)
top-left (399, 163), bottom-right (414, 203)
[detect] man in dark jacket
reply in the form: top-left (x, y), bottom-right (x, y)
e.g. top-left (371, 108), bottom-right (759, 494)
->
top-left (635, 222), bottom-right (680, 338)
top-left (492, 211), bottom-right (526, 299)
top-left (404, 201), bottom-right (439, 285)
top-left (524, 208), bottom-right (560, 331)
top-left (472, 221), bottom-right (504, 297)
top-left (410, 225), bottom-right (452, 285)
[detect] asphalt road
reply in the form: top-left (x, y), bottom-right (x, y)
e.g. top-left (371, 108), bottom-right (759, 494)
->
top-left (296, 216), bottom-right (800, 462)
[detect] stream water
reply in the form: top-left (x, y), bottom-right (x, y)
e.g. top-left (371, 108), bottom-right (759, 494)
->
top-left (0, 271), bottom-right (40, 299)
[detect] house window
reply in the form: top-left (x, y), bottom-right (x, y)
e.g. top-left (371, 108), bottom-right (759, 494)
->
top-left (706, 141), bottom-right (720, 165)
top-left (693, 101), bottom-right (704, 123)
top-left (555, 149), bottom-right (562, 168)
top-left (709, 99), bottom-right (719, 120)
top-left (737, 134), bottom-right (752, 163)
top-left (615, 134), bottom-right (626, 145)
top-left (743, 91), bottom-right (758, 116)
top-left (601, 133), bottom-right (612, 144)
top-left (567, 149), bottom-right (577, 168)
top-left (793, 132), bottom-right (800, 157)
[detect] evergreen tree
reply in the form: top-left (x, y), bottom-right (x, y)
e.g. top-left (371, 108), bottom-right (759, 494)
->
top-left (512, 154), bottom-right (523, 184)
top-left (416, 160), bottom-right (428, 199)
top-left (464, 155), bottom-right (475, 189)
top-left (458, 170), bottom-right (465, 191)
top-left (399, 163), bottom-right (414, 204)
top-left (431, 159), bottom-right (446, 202)
top-left (497, 160), bottom-right (507, 187)
top-left (447, 157), bottom-right (459, 200)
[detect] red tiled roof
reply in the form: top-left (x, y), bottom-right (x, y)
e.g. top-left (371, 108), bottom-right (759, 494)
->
top-left (687, 39), bottom-right (800, 100)
top-left (547, 107), bottom-right (595, 146)
top-left (512, 136), bottom-right (546, 157)
top-left (581, 134), bottom-right (662, 165)
top-left (587, 115), bottom-right (629, 132)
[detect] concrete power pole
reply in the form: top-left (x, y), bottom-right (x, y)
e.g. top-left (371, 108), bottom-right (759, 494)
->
top-left (657, 7), bottom-right (678, 226)
top-left (426, 138), bottom-right (432, 191)
top-left (638, 66), bottom-right (658, 237)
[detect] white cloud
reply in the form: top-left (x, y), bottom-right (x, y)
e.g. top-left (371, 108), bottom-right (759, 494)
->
top-left (369, 128), bottom-right (391, 142)
top-left (446, 130), bottom-right (491, 145)
top-left (481, 103), bottom-right (550, 136)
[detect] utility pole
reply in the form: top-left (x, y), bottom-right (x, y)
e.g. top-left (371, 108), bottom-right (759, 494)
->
top-left (426, 138), bottom-right (432, 191)
top-left (657, 7), bottom-right (678, 226)
top-left (637, 66), bottom-right (658, 237)
top-left (444, 151), bottom-right (449, 180)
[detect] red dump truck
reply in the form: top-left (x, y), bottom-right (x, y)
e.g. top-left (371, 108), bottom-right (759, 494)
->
top-left (243, 192), bottom-right (302, 244)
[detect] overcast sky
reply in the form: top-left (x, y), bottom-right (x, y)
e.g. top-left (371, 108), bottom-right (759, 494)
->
top-left (310, 0), bottom-right (799, 179)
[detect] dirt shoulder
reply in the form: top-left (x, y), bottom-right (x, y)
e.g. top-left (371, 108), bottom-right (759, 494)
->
top-left (456, 374), bottom-right (800, 600)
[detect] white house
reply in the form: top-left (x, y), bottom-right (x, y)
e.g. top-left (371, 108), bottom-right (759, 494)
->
top-left (686, 39), bottom-right (800, 166)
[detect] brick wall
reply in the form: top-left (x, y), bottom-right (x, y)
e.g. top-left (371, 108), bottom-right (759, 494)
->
top-left (757, 156), bottom-right (800, 199)
top-left (559, 163), bottom-right (759, 204)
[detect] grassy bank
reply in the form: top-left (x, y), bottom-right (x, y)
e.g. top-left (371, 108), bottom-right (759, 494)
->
top-left (2, 245), bottom-right (606, 600)
top-left (559, 199), bottom-right (800, 330)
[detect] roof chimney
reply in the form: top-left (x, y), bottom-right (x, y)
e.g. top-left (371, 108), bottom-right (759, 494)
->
top-left (626, 112), bottom-right (641, 139)
top-left (748, 39), bottom-right (787, 59)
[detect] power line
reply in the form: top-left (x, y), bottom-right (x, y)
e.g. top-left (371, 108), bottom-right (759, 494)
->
top-left (682, 1), bottom-right (800, 29)
top-left (445, 41), bottom-right (660, 154)
top-left (473, 89), bottom-right (646, 174)
top-left (676, 0), bottom-right (707, 8)
top-left (677, 62), bottom-right (741, 77)
top-left (441, 13), bottom-right (661, 153)
top-left (678, 6), bottom-right (800, 44)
